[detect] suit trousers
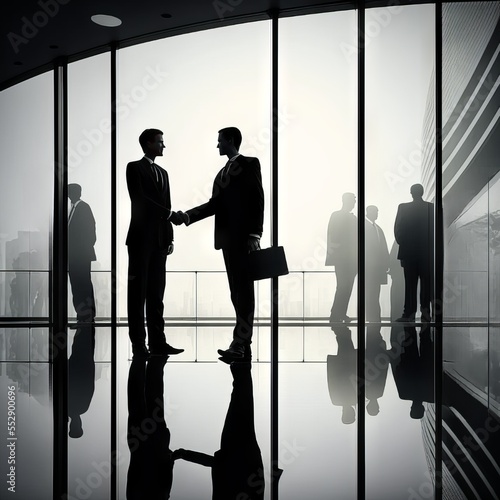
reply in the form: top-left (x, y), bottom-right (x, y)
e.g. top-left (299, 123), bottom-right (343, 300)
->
top-left (331, 265), bottom-right (357, 320)
top-left (68, 259), bottom-right (95, 322)
top-left (365, 276), bottom-right (382, 321)
top-left (127, 244), bottom-right (168, 348)
top-left (223, 248), bottom-right (255, 346)
top-left (402, 259), bottom-right (432, 318)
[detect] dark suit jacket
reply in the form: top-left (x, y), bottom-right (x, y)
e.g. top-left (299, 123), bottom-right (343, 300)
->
top-left (68, 200), bottom-right (96, 263)
top-left (394, 199), bottom-right (434, 263)
top-left (125, 157), bottom-right (173, 249)
top-left (365, 220), bottom-right (389, 284)
top-left (325, 210), bottom-right (357, 268)
top-left (186, 155), bottom-right (264, 250)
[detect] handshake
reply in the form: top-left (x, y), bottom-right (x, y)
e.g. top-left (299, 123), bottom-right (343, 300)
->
top-left (169, 210), bottom-right (189, 226)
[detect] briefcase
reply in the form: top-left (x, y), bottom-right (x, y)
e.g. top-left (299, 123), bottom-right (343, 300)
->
top-left (248, 246), bottom-right (289, 280)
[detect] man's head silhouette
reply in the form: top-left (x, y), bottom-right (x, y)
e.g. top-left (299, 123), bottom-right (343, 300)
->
top-left (410, 184), bottom-right (424, 200)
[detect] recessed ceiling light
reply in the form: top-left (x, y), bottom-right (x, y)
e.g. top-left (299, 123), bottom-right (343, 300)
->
top-left (91, 14), bottom-right (122, 27)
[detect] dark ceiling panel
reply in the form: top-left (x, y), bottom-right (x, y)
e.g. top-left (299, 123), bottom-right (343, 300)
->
top-left (1, 0), bottom-right (357, 90)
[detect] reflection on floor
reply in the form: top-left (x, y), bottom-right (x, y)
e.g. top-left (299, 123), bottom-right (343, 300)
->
top-left (0, 325), bottom-right (499, 499)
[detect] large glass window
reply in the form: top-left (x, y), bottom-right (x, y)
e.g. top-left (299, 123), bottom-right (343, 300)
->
top-left (278, 10), bottom-right (358, 498)
top-left (66, 53), bottom-right (112, 499)
top-left (68, 53), bottom-right (112, 323)
top-left (0, 73), bottom-right (53, 322)
top-left (116, 21), bottom-right (272, 498)
top-left (365, 5), bottom-right (435, 498)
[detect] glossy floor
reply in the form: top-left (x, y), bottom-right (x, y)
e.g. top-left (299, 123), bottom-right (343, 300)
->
top-left (0, 324), bottom-right (497, 499)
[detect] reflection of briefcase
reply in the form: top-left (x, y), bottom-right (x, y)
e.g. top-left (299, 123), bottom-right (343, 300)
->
top-left (248, 246), bottom-right (289, 281)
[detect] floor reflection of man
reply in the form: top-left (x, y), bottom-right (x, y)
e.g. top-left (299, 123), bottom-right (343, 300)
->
top-left (68, 325), bottom-right (96, 438)
top-left (327, 325), bottom-right (358, 424)
top-left (365, 325), bottom-right (389, 417)
top-left (390, 325), bottom-right (434, 419)
top-left (127, 356), bottom-right (174, 499)
top-left (173, 362), bottom-right (274, 499)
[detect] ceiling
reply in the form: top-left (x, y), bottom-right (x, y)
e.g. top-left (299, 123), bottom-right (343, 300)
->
top-left (1, 0), bottom-right (366, 91)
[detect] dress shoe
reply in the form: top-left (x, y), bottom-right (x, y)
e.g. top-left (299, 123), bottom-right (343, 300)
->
top-left (132, 343), bottom-right (149, 359)
top-left (149, 343), bottom-right (184, 356)
top-left (217, 341), bottom-right (251, 361)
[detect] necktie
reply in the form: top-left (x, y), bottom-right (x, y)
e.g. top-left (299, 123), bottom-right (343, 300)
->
top-left (68, 204), bottom-right (75, 225)
top-left (151, 163), bottom-right (163, 189)
top-left (220, 160), bottom-right (232, 181)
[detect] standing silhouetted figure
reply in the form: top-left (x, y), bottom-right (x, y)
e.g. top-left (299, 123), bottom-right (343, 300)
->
top-left (178, 127), bottom-right (264, 361)
top-left (394, 184), bottom-right (434, 322)
top-left (326, 192), bottom-right (358, 323)
top-left (126, 129), bottom-right (184, 358)
top-left (365, 206), bottom-right (389, 322)
top-left (68, 184), bottom-right (96, 324)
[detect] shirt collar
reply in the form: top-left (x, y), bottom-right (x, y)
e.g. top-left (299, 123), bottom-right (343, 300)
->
top-left (229, 153), bottom-right (240, 162)
top-left (143, 156), bottom-right (154, 165)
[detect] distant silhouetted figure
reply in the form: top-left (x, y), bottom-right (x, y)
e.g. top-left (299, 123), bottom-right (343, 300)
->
top-left (327, 325), bottom-right (357, 424)
top-left (389, 325), bottom-right (434, 419)
top-left (365, 325), bottom-right (389, 416)
top-left (127, 356), bottom-right (173, 499)
top-left (126, 129), bottom-right (184, 358)
top-left (326, 193), bottom-right (358, 323)
top-left (68, 325), bottom-right (96, 438)
top-left (177, 127), bottom-right (264, 361)
top-left (394, 184), bottom-right (434, 322)
top-left (174, 362), bottom-right (275, 499)
top-left (365, 206), bottom-right (390, 322)
top-left (68, 184), bottom-right (96, 323)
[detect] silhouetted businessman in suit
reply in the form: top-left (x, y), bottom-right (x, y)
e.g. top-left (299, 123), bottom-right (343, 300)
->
top-left (326, 192), bottom-right (358, 323)
top-left (327, 325), bottom-right (357, 424)
top-left (173, 362), bottom-right (273, 499)
top-left (177, 127), bottom-right (264, 361)
top-left (68, 325), bottom-right (96, 438)
top-left (394, 184), bottom-right (434, 322)
top-left (365, 206), bottom-right (390, 322)
top-left (127, 355), bottom-right (174, 499)
top-left (126, 129), bottom-right (184, 358)
top-left (68, 183), bottom-right (96, 324)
